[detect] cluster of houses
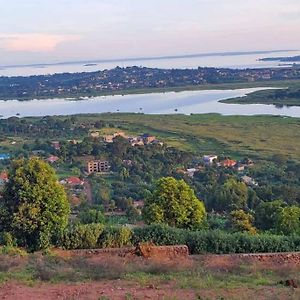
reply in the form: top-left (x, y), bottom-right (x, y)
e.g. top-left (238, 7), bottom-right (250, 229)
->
top-left (91, 131), bottom-right (163, 147)
top-left (179, 154), bottom-right (258, 187)
top-left (202, 155), bottom-right (254, 171)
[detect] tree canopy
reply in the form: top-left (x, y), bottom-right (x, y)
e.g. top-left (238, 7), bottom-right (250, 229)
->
top-left (0, 157), bottom-right (70, 250)
top-left (143, 177), bottom-right (206, 229)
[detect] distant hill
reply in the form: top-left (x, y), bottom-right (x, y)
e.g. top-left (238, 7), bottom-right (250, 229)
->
top-left (259, 55), bottom-right (300, 62)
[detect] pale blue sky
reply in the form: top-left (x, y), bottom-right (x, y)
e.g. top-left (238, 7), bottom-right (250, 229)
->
top-left (0, 0), bottom-right (300, 64)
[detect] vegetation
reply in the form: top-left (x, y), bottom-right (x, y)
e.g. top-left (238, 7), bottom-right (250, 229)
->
top-left (221, 83), bottom-right (300, 106)
top-left (143, 177), bottom-right (206, 229)
top-left (1, 66), bottom-right (300, 100)
top-left (1, 251), bottom-right (300, 299)
top-left (0, 113), bottom-right (299, 253)
top-left (0, 158), bottom-right (70, 251)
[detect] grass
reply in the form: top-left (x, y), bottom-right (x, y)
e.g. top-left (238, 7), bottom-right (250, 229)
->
top-left (1, 252), bottom-right (300, 299)
top-left (1, 113), bottom-right (300, 166)
top-left (1, 252), bottom-right (299, 288)
top-left (75, 113), bottom-right (300, 161)
top-left (220, 80), bottom-right (300, 106)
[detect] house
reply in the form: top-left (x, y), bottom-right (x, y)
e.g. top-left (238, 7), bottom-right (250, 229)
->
top-left (203, 155), bottom-right (218, 165)
top-left (87, 160), bottom-right (110, 174)
top-left (0, 154), bottom-right (10, 161)
top-left (0, 171), bottom-right (8, 186)
top-left (235, 163), bottom-right (245, 172)
top-left (65, 177), bottom-right (84, 186)
top-left (46, 155), bottom-right (59, 164)
top-left (51, 141), bottom-right (60, 150)
top-left (123, 160), bottom-right (133, 166)
top-left (69, 140), bottom-right (79, 145)
top-left (186, 168), bottom-right (198, 178)
top-left (221, 159), bottom-right (237, 168)
top-left (141, 134), bottom-right (156, 144)
top-left (129, 137), bottom-right (144, 147)
top-left (103, 132), bottom-right (127, 143)
top-left (90, 131), bottom-right (100, 138)
top-left (242, 176), bottom-right (258, 187)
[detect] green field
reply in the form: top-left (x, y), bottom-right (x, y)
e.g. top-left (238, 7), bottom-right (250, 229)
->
top-left (2, 113), bottom-right (300, 163)
top-left (64, 113), bottom-right (300, 161)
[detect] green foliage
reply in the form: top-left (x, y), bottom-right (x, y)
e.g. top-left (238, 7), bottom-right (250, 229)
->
top-left (58, 223), bottom-right (105, 249)
top-left (215, 178), bottom-right (248, 212)
top-left (133, 224), bottom-right (300, 254)
top-left (78, 209), bottom-right (105, 225)
top-left (0, 232), bottom-right (16, 247)
top-left (207, 214), bottom-right (228, 230)
top-left (229, 210), bottom-right (257, 235)
top-left (133, 224), bottom-right (187, 246)
top-left (53, 223), bottom-right (300, 254)
top-left (255, 200), bottom-right (285, 231)
top-left (0, 158), bottom-right (70, 251)
top-left (276, 206), bottom-right (300, 235)
top-left (98, 226), bottom-right (132, 248)
top-left (58, 224), bottom-right (132, 249)
top-left (143, 177), bottom-right (206, 229)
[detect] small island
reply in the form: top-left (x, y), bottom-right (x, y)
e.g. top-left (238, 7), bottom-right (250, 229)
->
top-left (259, 55), bottom-right (300, 62)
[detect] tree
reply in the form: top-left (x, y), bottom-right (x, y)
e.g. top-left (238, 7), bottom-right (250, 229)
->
top-left (276, 206), bottom-right (300, 235)
top-left (229, 210), bottom-right (257, 235)
top-left (255, 200), bottom-right (285, 231)
top-left (143, 177), bottom-right (206, 229)
top-left (78, 209), bottom-right (105, 224)
top-left (0, 158), bottom-right (70, 250)
top-left (215, 178), bottom-right (248, 212)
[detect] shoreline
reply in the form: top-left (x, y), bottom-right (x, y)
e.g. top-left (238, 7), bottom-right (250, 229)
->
top-left (0, 79), bottom-right (299, 102)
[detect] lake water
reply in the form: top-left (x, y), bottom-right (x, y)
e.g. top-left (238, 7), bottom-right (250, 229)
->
top-left (1, 88), bottom-right (300, 119)
top-left (1, 50), bottom-right (300, 77)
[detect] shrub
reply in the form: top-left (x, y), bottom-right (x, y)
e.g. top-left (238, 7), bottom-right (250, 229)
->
top-left (98, 226), bottom-right (132, 248)
top-left (133, 224), bottom-right (187, 246)
top-left (58, 223), bottom-right (104, 249)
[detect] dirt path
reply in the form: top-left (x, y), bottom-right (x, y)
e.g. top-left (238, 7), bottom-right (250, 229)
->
top-left (0, 281), bottom-right (197, 300)
top-left (1, 281), bottom-right (299, 300)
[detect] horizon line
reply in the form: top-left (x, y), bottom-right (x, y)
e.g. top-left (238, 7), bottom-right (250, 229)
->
top-left (0, 49), bottom-right (298, 69)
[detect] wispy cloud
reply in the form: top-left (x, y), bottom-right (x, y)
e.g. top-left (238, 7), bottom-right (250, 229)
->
top-left (0, 33), bottom-right (80, 52)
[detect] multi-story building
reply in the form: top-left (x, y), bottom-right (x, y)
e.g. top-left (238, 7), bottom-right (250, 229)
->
top-left (87, 160), bottom-right (110, 174)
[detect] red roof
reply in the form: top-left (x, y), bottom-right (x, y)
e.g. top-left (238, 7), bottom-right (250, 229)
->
top-left (66, 177), bottom-right (84, 185)
top-left (0, 171), bottom-right (8, 182)
top-left (47, 156), bottom-right (59, 163)
top-left (222, 159), bottom-right (237, 167)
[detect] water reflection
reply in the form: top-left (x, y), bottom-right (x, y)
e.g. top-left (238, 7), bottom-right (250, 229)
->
top-left (0, 88), bottom-right (299, 119)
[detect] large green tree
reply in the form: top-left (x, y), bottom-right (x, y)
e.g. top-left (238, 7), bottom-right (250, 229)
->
top-left (0, 158), bottom-right (70, 250)
top-left (215, 178), bottom-right (248, 212)
top-left (143, 177), bottom-right (206, 229)
top-left (276, 206), bottom-right (300, 235)
top-left (255, 200), bottom-right (284, 231)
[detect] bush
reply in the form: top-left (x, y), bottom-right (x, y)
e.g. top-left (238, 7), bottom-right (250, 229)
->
top-left (58, 223), bottom-right (105, 249)
top-left (55, 223), bottom-right (300, 254)
top-left (0, 232), bottom-right (16, 247)
top-left (98, 226), bottom-right (132, 248)
top-left (133, 224), bottom-right (187, 246)
top-left (133, 224), bottom-right (300, 254)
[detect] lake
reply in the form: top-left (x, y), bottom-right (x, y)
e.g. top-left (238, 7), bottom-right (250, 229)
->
top-left (2, 50), bottom-right (300, 77)
top-left (1, 88), bottom-right (300, 119)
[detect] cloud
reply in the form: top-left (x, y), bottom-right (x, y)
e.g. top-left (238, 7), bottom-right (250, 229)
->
top-left (0, 33), bottom-right (80, 52)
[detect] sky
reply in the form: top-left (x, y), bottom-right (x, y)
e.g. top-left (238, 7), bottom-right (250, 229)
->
top-left (0, 0), bottom-right (300, 65)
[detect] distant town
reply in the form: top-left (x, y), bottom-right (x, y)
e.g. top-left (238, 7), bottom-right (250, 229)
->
top-left (1, 65), bottom-right (300, 100)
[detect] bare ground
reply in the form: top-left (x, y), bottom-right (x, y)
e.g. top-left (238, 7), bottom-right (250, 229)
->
top-left (1, 252), bottom-right (300, 300)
